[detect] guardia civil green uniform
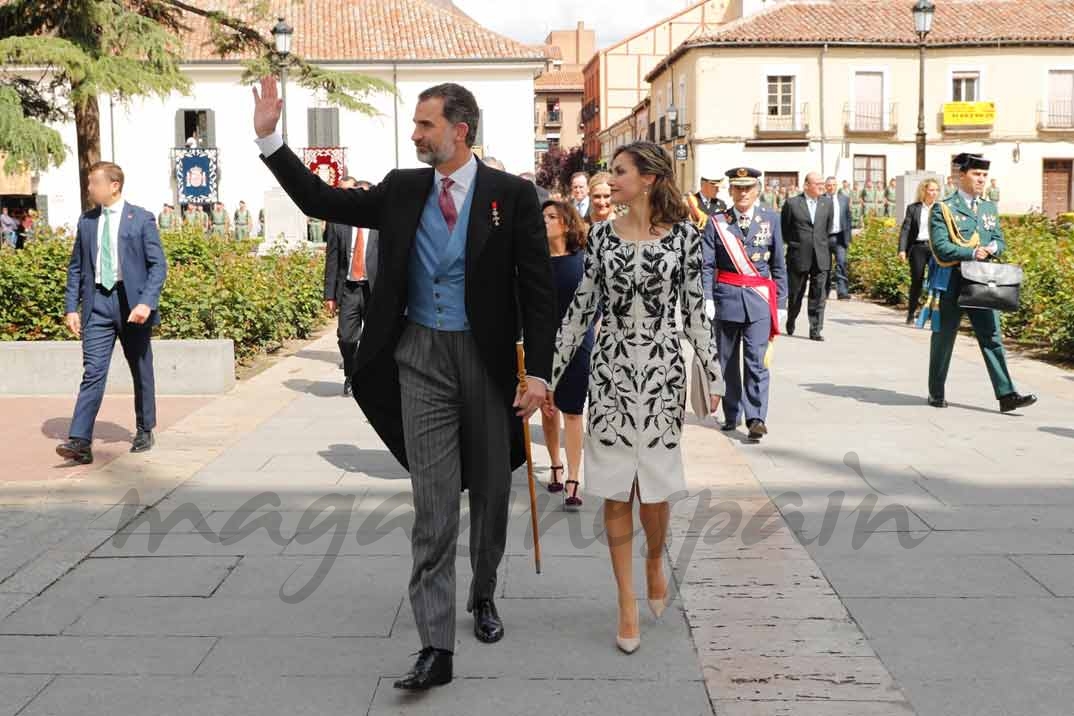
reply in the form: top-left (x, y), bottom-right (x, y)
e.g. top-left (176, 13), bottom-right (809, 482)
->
top-left (987, 184), bottom-right (1000, 204)
top-left (884, 184), bottom-right (897, 217)
top-left (308, 217), bottom-right (324, 243)
top-left (211, 206), bottom-right (228, 237)
top-left (157, 208), bottom-right (175, 231)
top-left (862, 186), bottom-right (881, 217)
top-left (924, 153), bottom-right (1036, 413)
top-left (234, 207), bottom-right (251, 240)
top-left (761, 187), bottom-right (779, 209)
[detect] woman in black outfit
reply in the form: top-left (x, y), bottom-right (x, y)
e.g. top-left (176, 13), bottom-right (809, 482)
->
top-left (898, 178), bottom-right (941, 324)
top-left (540, 200), bottom-right (591, 510)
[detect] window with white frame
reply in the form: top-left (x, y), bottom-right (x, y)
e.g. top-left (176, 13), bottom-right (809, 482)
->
top-left (1048, 69), bottom-right (1074, 127)
top-left (952, 71), bottom-right (980, 102)
top-left (767, 75), bottom-right (794, 119)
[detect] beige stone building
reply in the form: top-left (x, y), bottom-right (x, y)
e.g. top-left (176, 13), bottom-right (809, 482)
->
top-left (534, 23), bottom-right (595, 165)
top-left (581, 0), bottom-right (766, 162)
top-left (639, 0), bottom-right (1074, 215)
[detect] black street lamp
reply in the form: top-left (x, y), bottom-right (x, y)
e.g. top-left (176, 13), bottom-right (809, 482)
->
top-left (912, 0), bottom-right (935, 171)
top-left (271, 16), bottom-right (294, 143)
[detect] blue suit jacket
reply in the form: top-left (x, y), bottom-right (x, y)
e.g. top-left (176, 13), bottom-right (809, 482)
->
top-left (702, 205), bottom-right (788, 324)
top-left (64, 203), bottom-right (167, 326)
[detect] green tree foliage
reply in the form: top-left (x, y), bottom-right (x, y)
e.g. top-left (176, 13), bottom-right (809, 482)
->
top-left (0, 0), bottom-right (392, 208)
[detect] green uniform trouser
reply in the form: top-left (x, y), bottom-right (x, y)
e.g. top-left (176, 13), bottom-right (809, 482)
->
top-left (928, 270), bottom-right (1015, 400)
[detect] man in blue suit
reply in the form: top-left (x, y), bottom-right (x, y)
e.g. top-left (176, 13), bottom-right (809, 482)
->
top-left (56, 162), bottom-right (168, 464)
top-left (825, 176), bottom-right (853, 300)
top-left (702, 167), bottom-right (788, 441)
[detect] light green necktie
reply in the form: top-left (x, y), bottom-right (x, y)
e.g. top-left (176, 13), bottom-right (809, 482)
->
top-left (100, 208), bottom-right (116, 290)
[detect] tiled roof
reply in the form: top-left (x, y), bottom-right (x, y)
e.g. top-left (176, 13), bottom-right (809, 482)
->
top-left (687, 0), bottom-right (1074, 47)
top-left (183, 0), bottom-right (544, 62)
top-left (535, 70), bottom-right (584, 90)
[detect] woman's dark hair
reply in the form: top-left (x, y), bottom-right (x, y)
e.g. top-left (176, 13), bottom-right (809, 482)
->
top-left (418, 83), bottom-right (480, 147)
top-left (611, 141), bottom-right (687, 231)
top-left (542, 200), bottom-right (588, 253)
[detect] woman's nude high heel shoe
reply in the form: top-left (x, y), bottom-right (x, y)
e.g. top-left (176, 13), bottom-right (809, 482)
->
top-left (616, 602), bottom-right (640, 654)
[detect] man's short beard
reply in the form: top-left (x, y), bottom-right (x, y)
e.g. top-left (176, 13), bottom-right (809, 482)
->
top-left (416, 135), bottom-right (457, 167)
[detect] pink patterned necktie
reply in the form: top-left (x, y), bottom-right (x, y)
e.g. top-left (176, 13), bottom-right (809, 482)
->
top-left (438, 177), bottom-right (457, 233)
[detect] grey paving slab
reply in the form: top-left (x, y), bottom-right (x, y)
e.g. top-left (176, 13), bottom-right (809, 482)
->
top-left (844, 596), bottom-right (1074, 716)
top-left (367, 676), bottom-right (712, 716)
top-left (195, 635), bottom-right (392, 676)
top-left (212, 555), bottom-right (412, 599)
top-left (812, 553), bottom-right (1051, 598)
top-left (0, 675), bottom-right (52, 716)
top-left (1010, 554), bottom-right (1074, 596)
top-left (713, 702), bottom-right (915, 716)
top-left (65, 594), bottom-right (404, 637)
top-left (0, 593), bottom-right (33, 621)
top-left (52, 555), bottom-right (237, 597)
top-left (18, 675), bottom-right (379, 716)
top-left (91, 529), bottom-right (292, 557)
top-left (389, 596), bottom-right (702, 682)
top-left (0, 635), bottom-right (216, 675)
top-left (913, 504), bottom-right (1074, 530)
top-left (691, 617), bottom-right (874, 659)
top-left (703, 655), bottom-right (906, 702)
top-left (0, 586), bottom-right (101, 635)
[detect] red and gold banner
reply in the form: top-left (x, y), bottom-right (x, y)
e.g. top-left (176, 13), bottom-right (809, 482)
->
top-left (303, 147), bottom-right (347, 187)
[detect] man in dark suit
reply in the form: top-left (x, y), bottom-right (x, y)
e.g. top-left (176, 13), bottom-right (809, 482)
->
top-left (780, 171), bottom-right (832, 341)
top-left (323, 176), bottom-right (376, 396)
top-left (56, 162), bottom-right (168, 464)
top-left (824, 176), bottom-right (853, 300)
top-left (694, 173), bottom-right (727, 216)
top-left (252, 77), bottom-right (555, 690)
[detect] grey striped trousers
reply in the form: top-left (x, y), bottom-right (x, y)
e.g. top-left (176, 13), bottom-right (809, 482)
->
top-left (394, 322), bottom-right (512, 651)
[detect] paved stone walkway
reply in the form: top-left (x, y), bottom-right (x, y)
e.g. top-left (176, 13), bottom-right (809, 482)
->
top-left (1, 298), bottom-right (1072, 715)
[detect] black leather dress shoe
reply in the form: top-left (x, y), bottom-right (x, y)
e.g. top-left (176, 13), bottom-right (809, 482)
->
top-left (473, 599), bottom-right (504, 643)
top-left (56, 438), bottom-right (93, 464)
top-left (809, 333), bottom-right (825, 342)
top-left (393, 647), bottom-right (453, 690)
top-left (720, 419), bottom-right (740, 432)
top-left (999, 392), bottom-right (1037, 414)
top-left (747, 419), bottom-right (767, 441)
top-left (928, 396), bottom-right (948, 408)
top-left (130, 430), bottom-right (154, 453)
top-left (342, 377), bottom-right (352, 397)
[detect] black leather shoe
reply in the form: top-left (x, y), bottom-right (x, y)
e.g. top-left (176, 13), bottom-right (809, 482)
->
top-left (720, 420), bottom-right (740, 432)
top-left (393, 647), bottom-right (453, 690)
top-left (999, 392), bottom-right (1037, 414)
top-left (809, 333), bottom-right (825, 342)
top-left (342, 377), bottom-right (352, 397)
top-left (473, 599), bottom-right (504, 644)
top-left (928, 396), bottom-right (948, 408)
top-left (130, 430), bottom-right (154, 453)
top-left (747, 419), bottom-right (767, 441)
top-left (56, 438), bottom-right (93, 464)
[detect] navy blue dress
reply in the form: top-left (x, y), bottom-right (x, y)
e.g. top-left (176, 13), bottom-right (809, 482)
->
top-left (551, 251), bottom-right (593, 415)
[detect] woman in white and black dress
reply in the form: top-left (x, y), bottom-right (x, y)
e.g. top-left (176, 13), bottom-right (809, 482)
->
top-left (551, 141), bottom-right (724, 654)
top-left (898, 178), bottom-right (941, 324)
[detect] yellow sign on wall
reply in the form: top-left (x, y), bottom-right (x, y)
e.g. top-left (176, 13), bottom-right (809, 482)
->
top-left (943, 101), bottom-right (996, 127)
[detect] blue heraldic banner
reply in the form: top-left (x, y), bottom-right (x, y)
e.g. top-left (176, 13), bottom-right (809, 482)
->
top-left (174, 148), bottom-right (219, 203)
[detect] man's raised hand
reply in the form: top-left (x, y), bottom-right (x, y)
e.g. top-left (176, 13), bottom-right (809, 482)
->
top-left (252, 76), bottom-right (283, 139)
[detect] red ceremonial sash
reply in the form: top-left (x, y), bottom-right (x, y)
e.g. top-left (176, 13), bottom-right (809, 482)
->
top-left (712, 216), bottom-right (780, 341)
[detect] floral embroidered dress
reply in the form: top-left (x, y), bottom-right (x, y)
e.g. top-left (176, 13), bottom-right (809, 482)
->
top-left (551, 220), bottom-right (725, 503)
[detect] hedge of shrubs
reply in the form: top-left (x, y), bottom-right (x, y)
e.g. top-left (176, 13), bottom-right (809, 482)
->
top-left (848, 214), bottom-right (1074, 359)
top-left (0, 227), bottom-right (327, 362)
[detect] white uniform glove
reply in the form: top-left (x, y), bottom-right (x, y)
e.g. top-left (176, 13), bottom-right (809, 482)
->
top-left (705, 299), bottom-right (716, 321)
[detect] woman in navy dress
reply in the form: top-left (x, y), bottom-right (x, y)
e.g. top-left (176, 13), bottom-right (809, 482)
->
top-left (540, 200), bottom-right (592, 510)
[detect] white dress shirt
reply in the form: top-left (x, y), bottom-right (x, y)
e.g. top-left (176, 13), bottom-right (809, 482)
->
top-left (732, 204), bottom-right (756, 227)
top-left (829, 195), bottom-right (842, 235)
top-left (958, 189), bottom-right (979, 211)
top-left (806, 196), bottom-right (818, 223)
top-left (433, 154), bottom-right (478, 214)
top-left (917, 204), bottom-right (931, 241)
top-left (96, 198), bottom-right (124, 284)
